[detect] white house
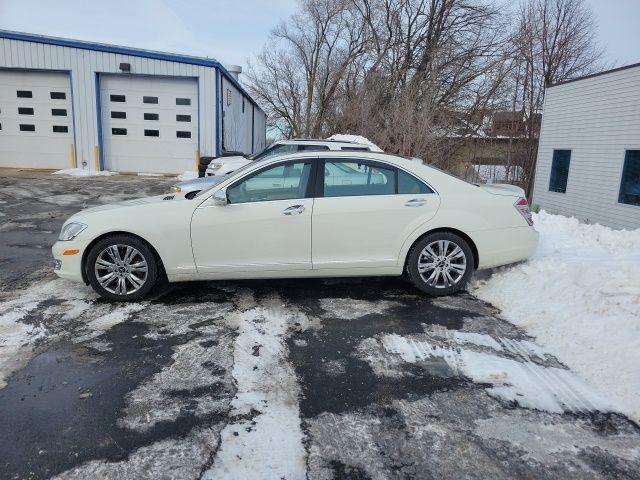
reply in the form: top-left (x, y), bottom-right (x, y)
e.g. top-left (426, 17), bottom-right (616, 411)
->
top-left (532, 63), bottom-right (640, 230)
top-left (0, 30), bottom-right (266, 174)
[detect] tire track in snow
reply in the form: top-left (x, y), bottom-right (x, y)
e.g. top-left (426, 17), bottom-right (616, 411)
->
top-left (379, 332), bottom-right (614, 415)
top-left (202, 291), bottom-right (307, 480)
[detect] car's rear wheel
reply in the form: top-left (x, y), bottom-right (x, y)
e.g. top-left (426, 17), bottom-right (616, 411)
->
top-left (86, 235), bottom-right (157, 301)
top-left (406, 232), bottom-right (474, 296)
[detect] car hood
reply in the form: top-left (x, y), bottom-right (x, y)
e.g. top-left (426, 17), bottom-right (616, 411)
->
top-left (73, 194), bottom-right (180, 217)
top-left (175, 176), bottom-right (224, 190)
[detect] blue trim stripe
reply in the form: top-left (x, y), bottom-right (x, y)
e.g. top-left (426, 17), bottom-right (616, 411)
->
top-left (0, 29), bottom-right (264, 115)
top-left (215, 70), bottom-right (221, 157)
top-left (94, 73), bottom-right (104, 171)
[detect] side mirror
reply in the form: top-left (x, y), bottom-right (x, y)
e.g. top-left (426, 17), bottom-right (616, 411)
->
top-left (211, 189), bottom-right (228, 206)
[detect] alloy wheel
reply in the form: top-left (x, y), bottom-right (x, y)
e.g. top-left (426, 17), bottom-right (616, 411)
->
top-left (94, 244), bottom-right (149, 295)
top-left (417, 240), bottom-right (467, 289)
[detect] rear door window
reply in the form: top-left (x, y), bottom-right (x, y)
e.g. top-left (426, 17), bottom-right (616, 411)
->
top-left (398, 170), bottom-right (434, 194)
top-left (323, 161), bottom-right (396, 197)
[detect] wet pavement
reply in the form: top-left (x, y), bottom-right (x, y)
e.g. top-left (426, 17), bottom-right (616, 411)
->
top-left (0, 170), bottom-right (638, 479)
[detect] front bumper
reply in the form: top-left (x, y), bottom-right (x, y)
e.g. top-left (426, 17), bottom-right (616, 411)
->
top-left (52, 240), bottom-right (85, 282)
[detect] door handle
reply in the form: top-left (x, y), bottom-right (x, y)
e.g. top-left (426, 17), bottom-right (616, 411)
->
top-left (404, 198), bottom-right (427, 207)
top-left (283, 204), bottom-right (305, 215)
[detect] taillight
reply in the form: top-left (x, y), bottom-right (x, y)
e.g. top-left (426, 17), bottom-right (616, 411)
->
top-left (515, 197), bottom-right (533, 226)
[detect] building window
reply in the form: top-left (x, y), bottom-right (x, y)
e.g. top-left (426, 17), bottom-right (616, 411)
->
top-left (176, 131), bottom-right (191, 138)
top-left (143, 96), bottom-right (159, 104)
top-left (549, 149), bottom-right (571, 193)
top-left (242, 98), bottom-right (245, 113)
top-left (111, 111), bottom-right (126, 119)
top-left (52, 125), bottom-right (69, 133)
top-left (144, 129), bottom-right (160, 137)
top-left (50, 92), bottom-right (66, 100)
top-left (18, 107), bottom-right (34, 115)
top-left (19, 124), bottom-right (36, 132)
top-left (112, 128), bottom-right (127, 135)
top-left (176, 114), bottom-right (191, 122)
top-left (176, 98), bottom-right (191, 106)
top-left (17, 90), bottom-right (32, 98)
top-left (618, 150), bottom-right (640, 206)
top-left (226, 89), bottom-right (232, 106)
top-left (110, 94), bottom-right (126, 102)
top-left (51, 108), bottom-right (67, 116)
top-left (144, 113), bottom-right (159, 121)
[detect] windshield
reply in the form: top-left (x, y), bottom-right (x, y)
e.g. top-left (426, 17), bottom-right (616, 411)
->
top-left (249, 143), bottom-right (298, 161)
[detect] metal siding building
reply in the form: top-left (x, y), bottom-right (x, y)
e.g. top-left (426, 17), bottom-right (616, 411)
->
top-left (0, 30), bottom-right (266, 174)
top-left (533, 63), bottom-right (640, 230)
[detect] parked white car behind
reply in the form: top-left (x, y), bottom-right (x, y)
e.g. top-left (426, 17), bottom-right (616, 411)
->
top-left (205, 138), bottom-right (378, 177)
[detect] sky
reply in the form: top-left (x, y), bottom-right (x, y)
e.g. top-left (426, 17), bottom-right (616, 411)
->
top-left (0, 0), bottom-right (637, 73)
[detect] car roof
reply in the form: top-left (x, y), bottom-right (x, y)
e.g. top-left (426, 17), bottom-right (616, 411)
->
top-left (275, 139), bottom-right (371, 150)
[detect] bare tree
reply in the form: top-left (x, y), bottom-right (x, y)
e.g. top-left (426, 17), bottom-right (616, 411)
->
top-left (511, 0), bottom-right (605, 197)
top-left (247, 0), bottom-right (604, 190)
top-left (246, 0), bottom-right (369, 138)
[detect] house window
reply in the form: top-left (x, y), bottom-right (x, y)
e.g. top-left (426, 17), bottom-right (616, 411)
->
top-left (17, 90), bottom-right (32, 98)
top-left (176, 98), bottom-right (191, 106)
top-left (242, 98), bottom-right (245, 113)
top-left (176, 114), bottom-right (191, 122)
top-left (19, 124), bottom-right (35, 132)
top-left (144, 113), bottom-right (159, 121)
top-left (51, 108), bottom-right (67, 116)
top-left (52, 125), bottom-right (69, 133)
top-left (50, 92), bottom-right (66, 100)
top-left (144, 129), bottom-right (160, 137)
top-left (143, 96), bottom-right (159, 104)
top-left (618, 150), bottom-right (640, 206)
top-left (110, 94), bottom-right (126, 102)
top-left (112, 128), bottom-right (127, 135)
top-left (18, 107), bottom-right (34, 115)
top-left (111, 111), bottom-right (126, 119)
top-left (549, 149), bottom-right (571, 193)
top-left (226, 89), bottom-right (232, 106)
top-left (176, 131), bottom-right (191, 138)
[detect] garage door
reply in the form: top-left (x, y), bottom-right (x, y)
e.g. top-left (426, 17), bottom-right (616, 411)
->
top-left (0, 71), bottom-right (74, 170)
top-left (100, 75), bottom-right (198, 174)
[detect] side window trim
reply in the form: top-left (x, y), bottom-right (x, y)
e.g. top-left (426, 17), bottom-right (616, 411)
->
top-left (316, 158), bottom-right (437, 198)
top-left (226, 159), bottom-right (316, 204)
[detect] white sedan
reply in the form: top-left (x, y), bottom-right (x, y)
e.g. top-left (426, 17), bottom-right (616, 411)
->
top-left (52, 152), bottom-right (538, 301)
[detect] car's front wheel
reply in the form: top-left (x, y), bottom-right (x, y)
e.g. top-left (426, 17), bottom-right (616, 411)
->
top-left (406, 232), bottom-right (474, 296)
top-left (86, 235), bottom-right (158, 301)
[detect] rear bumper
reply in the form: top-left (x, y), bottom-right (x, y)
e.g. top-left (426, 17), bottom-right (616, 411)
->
top-left (473, 226), bottom-right (539, 270)
top-left (52, 240), bottom-right (85, 282)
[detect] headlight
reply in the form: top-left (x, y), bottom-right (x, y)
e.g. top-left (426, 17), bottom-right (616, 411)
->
top-left (58, 222), bottom-right (87, 241)
top-left (210, 163), bottom-right (223, 170)
top-left (172, 186), bottom-right (182, 193)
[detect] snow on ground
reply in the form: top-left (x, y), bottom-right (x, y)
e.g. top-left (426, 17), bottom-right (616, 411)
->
top-left (177, 171), bottom-right (198, 181)
top-left (53, 168), bottom-right (117, 177)
top-left (472, 211), bottom-right (640, 422)
top-left (326, 134), bottom-right (383, 152)
top-left (203, 292), bottom-right (307, 480)
top-left (0, 279), bottom-right (143, 387)
top-left (381, 332), bottom-right (613, 414)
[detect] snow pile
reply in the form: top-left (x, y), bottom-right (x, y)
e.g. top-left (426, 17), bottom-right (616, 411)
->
top-left (177, 171), bottom-right (198, 181)
top-left (326, 134), bottom-right (383, 152)
top-left (473, 211), bottom-right (640, 422)
top-left (53, 168), bottom-right (117, 177)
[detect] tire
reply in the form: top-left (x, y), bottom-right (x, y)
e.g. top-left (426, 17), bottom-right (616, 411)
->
top-left (86, 235), bottom-right (158, 301)
top-left (406, 232), bottom-right (474, 296)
